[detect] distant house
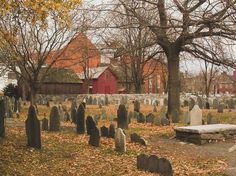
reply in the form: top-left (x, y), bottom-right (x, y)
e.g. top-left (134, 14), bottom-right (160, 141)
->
top-left (0, 65), bottom-right (17, 91)
top-left (216, 71), bottom-right (236, 94)
top-left (78, 66), bottom-right (117, 94)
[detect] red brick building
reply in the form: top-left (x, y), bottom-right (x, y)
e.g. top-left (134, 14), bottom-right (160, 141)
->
top-left (216, 71), bottom-right (236, 94)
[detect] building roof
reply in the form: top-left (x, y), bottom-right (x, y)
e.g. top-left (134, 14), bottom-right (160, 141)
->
top-left (77, 66), bottom-right (109, 79)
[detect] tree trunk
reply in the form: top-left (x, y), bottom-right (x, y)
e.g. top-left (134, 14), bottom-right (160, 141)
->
top-left (167, 50), bottom-right (180, 123)
top-left (30, 88), bottom-right (37, 106)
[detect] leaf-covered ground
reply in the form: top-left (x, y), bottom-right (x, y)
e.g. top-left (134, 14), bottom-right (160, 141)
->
top-left (0, 103), bottom-right (235, 175)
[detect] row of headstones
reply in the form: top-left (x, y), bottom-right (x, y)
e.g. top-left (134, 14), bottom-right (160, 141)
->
top-left (137, 154), bottom-right (173, 175)
top-left (86, 95), bottom-right (109, 106)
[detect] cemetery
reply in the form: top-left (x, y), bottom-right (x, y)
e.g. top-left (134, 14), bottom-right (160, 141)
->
top-left (1, 1), bottom-right (236, 176)
top-left (1, 94), bottom-right (236, 175)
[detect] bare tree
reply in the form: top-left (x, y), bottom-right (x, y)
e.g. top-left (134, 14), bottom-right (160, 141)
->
top-left (0, 1), bottom-right (82, 104)
top-left (117, 0), bottom-right (236, 122)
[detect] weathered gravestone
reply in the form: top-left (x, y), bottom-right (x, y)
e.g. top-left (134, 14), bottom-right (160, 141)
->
top-left (207, 113), bottom-right (218, 124)
top-left (137, 154), bottom-right (149, 171)
top-left (25, 106), bottom-right (41, 149)
top-left (183, 100), bottom-right (189, 107)
top-left (190, 105), bottom-right (202, 126)
top-left (158, 158), bottom-right (173, 176)
top-left (64, 111), bottom-right (70, 122)
top-left (89, 126), bottom-right (100, 147)
top-left (161, 116), bottom-right (170, 126)
top-left (115, 128), bottom-right (126, 152)
top-left (217, 103), bottom-right (224, 113)
top-left (108, 124), bottom-right (115, 138)
top-left (0, 99), bottom-right (6, 137)
top-left (137, 113), bottom-right (145, 123)
top-left (153, 105), bottom-right (157, 112)
top-left (86, 116), bottom-right (96, 135)
top-left (146, 113), bottom-right (155, 123)
top-left (49, 106), bottom-right (60, 131)
top-left (197, 97), bottom-right (203, 109)
top-left (130, 133), bottom-right (147, 146)
top-left (205, 102), bottom-right (210, 109)
top-left (213, 99), bottom-right (219, 109)
top-left (100, 126), bottom-right (109, 137)
top-left (148, 155), bottom-right (159, 173)
top-left (76, 104), bottom-right (85, 134)
top-left (41, 118), bottom-right (49, 131)
top-left (228, 99), bottom-right (235, 109)
top-left (189, 98), bottom-right (195, 111)
top-left (117, 104), bottom-right (128, 129)
top-left (134, 100), bottom-right (140, 112)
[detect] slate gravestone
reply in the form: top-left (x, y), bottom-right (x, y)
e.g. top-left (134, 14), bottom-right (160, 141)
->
top-left (41, 118), bottom-right (49, 131)
top-left (25, 105), bottom-right (41, 149)
top-left (189, 98), bottom-right (195, 111)
top-left (207, 113), bottom-right (218, 124)
top-left (81, 102), bottom-right (86, 109)
top-left (130, 133), bottom-right (147, 146)
top-left (49, 106), bottom-right (60, 131)
top-left (93, 98), bottom-right (97, 105)
top-left (108, 124), bottom-right (115, 138)
top-left (76, 104), bottom-right (85, 134)
top-left (190, 105), bottom-right (202, 126)
top-left (133, 111), bottom-right (139, 119)
top-left (205, 102), bottom-right (210, 109)
top-left (71, 107), bottom-right (77, 124)
top-left (64, 111), bottom-right (70, 122)
top-left (197, 97), bottom-right (203, 109)
top-left (86, 116), bottom-right (96, 135)
top-left (134, 100), bottom-right (140, 112)
top-left (0, 99), bottom-right (6, 137)
top-left (88, 96), bottom-right (93, 105)
top-left (146, 113), bottom-right (155, 123)
top-left (217, 103), bottom-right (224, 113)
top-left (89, 126), bottom-right (100, 147)
top-left (158, 158), bottom-right (173, 176)
top-left (101, 126), bottom-right (109, 137)
top-left (117, 104), bottom-right (128, 129)
top-left (213, 99), bottom-right (219, 109)
top-left (137, 113), bottom-right (145, 123)
top-left (137, 154), bottom-right (149, 171)
top-left (161, 117), bottom-right (170, 126)
top-left (228, 99), bottom-right (235, 109)
top-left (148, 155), bottom-right (159, 173)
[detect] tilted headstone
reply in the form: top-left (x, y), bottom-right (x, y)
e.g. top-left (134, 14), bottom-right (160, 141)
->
top-left (86, 116), bottom-right (96, 135)
top-left (41, 118), bottom-right (49, 131)
top-left (117, 104), bottom-right (128, 129)
top-left (134, 100), bottom-right (140, 112)
top-left (137, 154), bottom-right (149, 171)
top-left (25, 105), bottom-right (41, 149)
top-left (49, 106), bottom-right (60, 131)
top-left (115, 128), bottom-right (126, 152)
top-left (108, 124), bottom-right (115, 138)
top-left (137, 113), bottom-right (145, 123)
top-left (190, 105), bottom-right (202, 126)
top-left (76, 104), bottom-right (85, 134)
top-left (146, 113), bottom-right (155, 123)
top-left (100, 126), bottom-right (109, 137)
top-left (88, 126), bottom-right (100, 147)
top-left (0, 99), bottom-right (6, 137)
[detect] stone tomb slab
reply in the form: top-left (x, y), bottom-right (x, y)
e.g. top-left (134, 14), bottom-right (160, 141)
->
top-left (175, 124), bottom-right (236, 145)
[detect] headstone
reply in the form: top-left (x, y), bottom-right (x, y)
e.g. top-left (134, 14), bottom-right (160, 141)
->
top-left (76, 104), bottom-right (85, 134)
top-left (100, 126), bottom-right (109, 137)
top-left (148, 155), bottom-right (159, 173)
top-left (105, 95), bottom-right (109, 105)
top-left (108, 124), bottom-right (115, 138)
top-left (115, 128), bottom-right (126, 152)
top-left (190, 105), bottom-right (202, 126)
top-left (228, 99), bottom-right (235, 109)
top-left (137, 154), bottom-right (149, 171)
top-left (117, 104), bottom-right (128, 129)
top-left (130, 133), bottom-right (141, 143)
top-left (25, 105), bottom-right (41, 149)
top-left (89, 126), bottom-right (100, 147)
top-left (197, 97), bottom-right (203, 109)
top-left (64, 111), bottom-right (70, 122)
top-left (213, 99), bottom-right (219, 109)
top-left (161, 117), bottom-right (170, 126)
top-left (71, 107), bottom-right (77, 124)
top-left (93, 98), bottom-right (97, 105)
top-left (183, 100), bottom-right (189, 107)
top-left (0, 99), bottom-right (6, 137)
top-left (41, 118), bottom-right (49, 131)
top-left (86, 116), bottom-right (96, 135)
top-left (182, 111), bottom-right (190, 125)
top-left (137, 113), bottom-right (145, 123)
top-left (217, 103), bottom-right (224, 113)
top-left (158, 158), bottom-right (173, 176)
top-left (205, 102), bottom-right (210, 109)
top-left (49, 106), bottom-right (60, 131)
top-left (207, 113), bottom-right (218, 124)
top-left (189, 98), bottom-right (195, 111)
top-left (146, 113), bottom-right (155, 123)
top-left (134, 100), bottom-right (140, 112)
